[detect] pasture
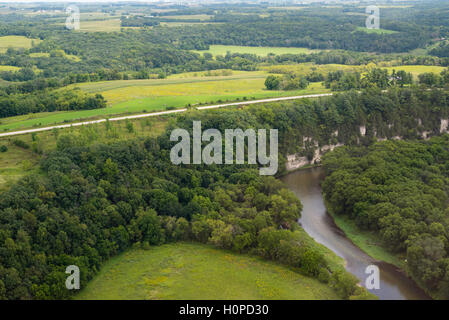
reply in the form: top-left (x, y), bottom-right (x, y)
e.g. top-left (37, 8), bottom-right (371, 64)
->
top-left (0, 72), bottom-right (328, 132)
top-left (0, 65), bottom-right (20, 72)
top-left (0, 36), bottom-right (41, 53)
top-left (75, 242), bottom-right (341, 300)
top-left (193, 45), bottom-right (318, 57)
top-left (162, 14), bottom-right (212, 20)
top-left (353, 27), bottom-right (398, 34)
top-left (78, 19), bottom-right (121, 32)
top-left (264, 63), bottom-right (364, 75)
top-left (384, 65), bottom-right (447, 77)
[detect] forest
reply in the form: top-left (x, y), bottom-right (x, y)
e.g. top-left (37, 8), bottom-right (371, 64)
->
top-left (2, 0), bottom-right (449, 302)
top-left (2, 84), bottom-right (449, 299)
top-left (322, 137), bottom-right (449, 299)
top-left (0, 110), bottom-right (373, 300)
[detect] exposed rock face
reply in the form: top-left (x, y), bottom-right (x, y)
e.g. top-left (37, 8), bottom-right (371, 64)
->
top-left (286, 154), bottom-right (309, 171)
top-left (441, 119), bottom-right (449, 133)
top-left (285, 119), bottom-right (449, 171)
top-left (360, 126), bottom-right (366, 136)
top-left (286, 142), bottom-right (343, 171)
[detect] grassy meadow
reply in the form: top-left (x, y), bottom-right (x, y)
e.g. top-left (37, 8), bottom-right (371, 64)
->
top-left (384, 65), bottom-right (447, 78)
top-left (0, 144), bottom-right (38, 192)
top-left (193, 45), bottom-right (318, 57)
top-left (0, 61), bottom-right (442, 133)
top-left (78, 19), bottom-right (122, 32)
top-left (54, 18), bottom-right (121, 32)
top-left (264, 63), bottom-right (365, 75)
top-left (0, 65), bottom-right (21, 72)
top-left (75, 242), bottom-right (341, 300)
top-left (353, 27), bottom-right (398, 34)
top-left (0, 71), bottom-right (328, 132)
top-left (163, 14), bottom-right (213, 20)
top-left (0, 35), bottom-right (41, 52)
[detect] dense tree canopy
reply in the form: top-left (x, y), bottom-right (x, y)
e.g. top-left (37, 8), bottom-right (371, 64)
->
top-left (322, 137), bottom-right (449, 298)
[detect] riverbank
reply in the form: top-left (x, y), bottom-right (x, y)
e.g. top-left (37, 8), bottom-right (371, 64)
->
top-left (324, 202), bottom-right (405, 269)
top-left (281, 167), bottom-right (431, 299)
top-left (324, 200), bottom-right (438, 300)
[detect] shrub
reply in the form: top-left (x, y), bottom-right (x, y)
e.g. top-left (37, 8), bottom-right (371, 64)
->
top-left (12, 139), bottom-right (30, 149)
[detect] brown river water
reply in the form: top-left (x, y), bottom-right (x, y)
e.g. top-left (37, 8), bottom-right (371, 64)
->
top-left (281, 167), bottom-right (430, 300)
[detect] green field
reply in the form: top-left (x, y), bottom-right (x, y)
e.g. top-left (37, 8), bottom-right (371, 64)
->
top-left (193, 45), bottom-right (318, 57)
top-left (0, 144), bottom-right (38, 191)
top-left (0, 65), bottom-right (21, 72)
top-left (384, 65), bottom-right (446, 77)
top-left (354, 27), bottom-right (398, 34)
top-left (0, 36), bottom-right (41, 53)
top-left (54, 19), bottom-right (121, 32)
top-left (75, 242), bottom-right (341, 300)
top-left (264, 63), bottom-right (364, 75)
top-left (79, 19), bottom-right (121, 32)
top-left (163, 14), bottom-right (212, 20)
top-left (0, 72), bottom-right (328, 132)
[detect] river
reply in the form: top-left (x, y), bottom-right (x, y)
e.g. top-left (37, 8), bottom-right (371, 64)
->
top-left (281, 167), bottom-right (430, 300)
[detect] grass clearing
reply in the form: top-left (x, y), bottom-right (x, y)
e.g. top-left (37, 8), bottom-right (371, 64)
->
top-left (75, 242), bottom-right (341, 300)
top-left (193, 45), bottom-right (318, 57)
top-left (0, 65), bottom-right (20, 72)
top-left (79, 19), bottom-right (121, 32)
top-left (0, 72), bottom-right (329, 132)
top-left (29, 52), bottom-right (50, 58)
top-left (162, 14), bottom-right (212, 20)
top-left (264, 63), bottom-right (364, 75)
top-left (160, 22), bottom-right (222, 27)
top-left (354, 27), bottom-right (398, 34)
top-left (384, 65), bottom-right (446, 78)
top-left (53, 19), bottom-right (122, 32)
top-left (0, 36), bottom-right (41, 53)
top-left (0, 143), bottom-right (38, 191)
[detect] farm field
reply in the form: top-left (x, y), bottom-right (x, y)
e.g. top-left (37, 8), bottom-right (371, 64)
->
top-left (0, 72), bottom-right (328, 132)
top-left (353, 27), bottom-right (398, 34)
top-left (263, 63), bottom-right (365, 75)
top-left (160, 22), bottom-right (222, 27)
top-left (0, 35), bottom-right (41, 52)
top-left (75, 242), bottom-right (341, 300)
top-left (79, 19), bottom-right (122, 32)
top-left (193, 45), bottom-right (319, 57)
top-left (54, 18), bottom-right (121, 32)
top-left (162, 14), bottom-right (212, 20)
top-left (384, 65), bottom-right (447, 77)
